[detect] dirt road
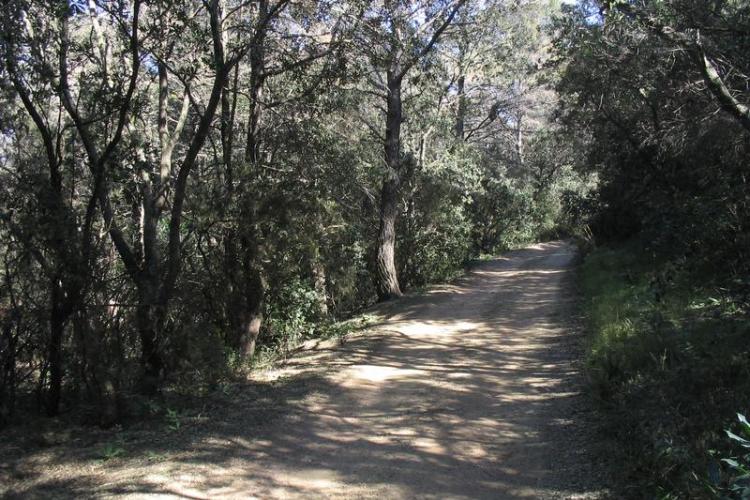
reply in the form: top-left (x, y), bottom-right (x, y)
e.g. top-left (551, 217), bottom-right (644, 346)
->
top-left (2, 241), bottom-right (606, 499)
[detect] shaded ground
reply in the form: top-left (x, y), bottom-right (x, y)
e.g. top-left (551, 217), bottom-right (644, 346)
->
top-left (0, 241), bottom-right (607, 499)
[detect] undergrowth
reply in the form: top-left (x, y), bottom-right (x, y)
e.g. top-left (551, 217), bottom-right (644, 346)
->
top-left (579, 242), bottom-right (750, 498)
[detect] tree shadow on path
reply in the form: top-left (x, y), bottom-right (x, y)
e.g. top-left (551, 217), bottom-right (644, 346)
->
top-left (2, 241), bottom-right (608, 499)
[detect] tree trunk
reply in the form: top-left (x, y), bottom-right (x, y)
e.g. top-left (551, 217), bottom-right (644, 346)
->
top-left (72, 312), bottom-right (118, 426)
top-left (135, 158), bottom-right (164, 394)
top-left (225, 233), bottom-right (264, 360)
top-left (376, 178), bottom-right (403, 300)
top-left (46, 279), bottom-right (66, 416)
top-left (135, 281), bottom-right (163, 394)
top-left (232, 0), bottom-right (268, 357)
top-left (238, 308), bottom-right (262, 359)
top-left (1, 307), bottom-right (17, 423)
top-left (375, 70), bottom-right (405, 300)
top-left (238, 236), bottom-right (264, 359)
top-left (455, 74), bottom-right (466, 140)
top-left (516, 110), bottom-right (524, 169)
top-left (310, 241), bottom-right (329, 318)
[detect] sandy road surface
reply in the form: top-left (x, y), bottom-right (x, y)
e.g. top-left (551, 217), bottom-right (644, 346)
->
top-left (1, 241), bottom-right (606, 499)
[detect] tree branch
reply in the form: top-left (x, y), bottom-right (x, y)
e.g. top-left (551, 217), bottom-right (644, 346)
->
top-left (611, 2), bottom-right (750, 133)
top-left (398, 0), bottom-right (467, 80)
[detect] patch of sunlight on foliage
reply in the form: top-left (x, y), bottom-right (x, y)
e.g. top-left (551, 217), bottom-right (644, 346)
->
top-left (579, 242), bottom-right (750, 498)
top-left (249, 314), bottom-right (377, 372)
top-left (579, 244), bottom-right (650, 371)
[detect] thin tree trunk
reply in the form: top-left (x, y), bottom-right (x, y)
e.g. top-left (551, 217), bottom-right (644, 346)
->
top-left (516, 111), bottom-right (524, 168)
top-left (455, 74), bottom-right (466, 140)
top-left (46, 279), bottom-right (66, 416)
top-left (1, 309), bottom-right (17, 423)
top-left (310, 239), bottom-right (329, 318)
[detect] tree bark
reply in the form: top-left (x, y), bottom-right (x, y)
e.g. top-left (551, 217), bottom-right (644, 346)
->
top-left (135, 281), bottom-right (163, 395)
top-left (311, 243), bottom-right (329, 318)
top-left (455, 74), bottom-right (466, 140)
top-left (515, 110), bottom-right (524, 168)
top-left (230, 0), bottom-right (269, 358)
top-left (238, 293), bottom-right (263, 359)
top-left (238, 225), bottom-right (265, 358)
top-left (375, 69), bottom-right (404, 300)
top-left (45, 279), bottom-right (66, 416)
top-left (371, 1), bottom-right (465, 300)
top-left (696, 48), bottom-right (750, 133)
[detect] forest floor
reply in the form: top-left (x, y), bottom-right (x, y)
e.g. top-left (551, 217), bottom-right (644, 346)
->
top-left (1, 241), bottom-right (610, 499)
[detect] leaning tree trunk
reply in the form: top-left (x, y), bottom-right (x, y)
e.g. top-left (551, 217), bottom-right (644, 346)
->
top-left (375, 70), bottom-right (405, 301)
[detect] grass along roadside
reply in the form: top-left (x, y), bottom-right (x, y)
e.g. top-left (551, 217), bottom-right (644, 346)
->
top-left (578, 242), bottom-right (750, 498)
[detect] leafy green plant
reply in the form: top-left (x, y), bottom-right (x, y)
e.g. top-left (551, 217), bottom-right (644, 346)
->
top-left (165, 408), bottom-right (181, 432)
top-left (99, 440), bottom-right (126, 462)
top-left (713, 414), bottom-right (750, 499)
top-left (265, 279), bottom-right (321, 349)
top-left (143, 399), bottom-right (162, 416)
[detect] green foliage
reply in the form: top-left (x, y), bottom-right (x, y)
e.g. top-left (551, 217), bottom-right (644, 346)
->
top-left (715, 414), bottom-right (750, 499)
top-left (0, 0), bottom-right (576, 426)
top-left (265, 279), bottom-right (322, 348)
top-left (470, 177), bottom-right (537, 252)
top-left (557, 3), bottom-right (750, 491)
top-left (399, 170), bottom-right (475, 288)
top-left (580, 242), bottom-right (750, 497)
top-left (165, 408), bottom-right (181, 432)
top-left (697, 414), bottom-right (750, 498)
top-left (99, 439), bottom-right (126, 462)
top-left (554, 0), bottom-right (750, 261)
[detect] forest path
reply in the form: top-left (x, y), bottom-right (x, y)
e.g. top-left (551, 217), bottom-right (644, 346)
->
top-left (2, 241), bottom-right (606, 499)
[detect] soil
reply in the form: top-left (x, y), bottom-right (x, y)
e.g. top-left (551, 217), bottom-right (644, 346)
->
top-left (0, 241), bottom-right (609, 499)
